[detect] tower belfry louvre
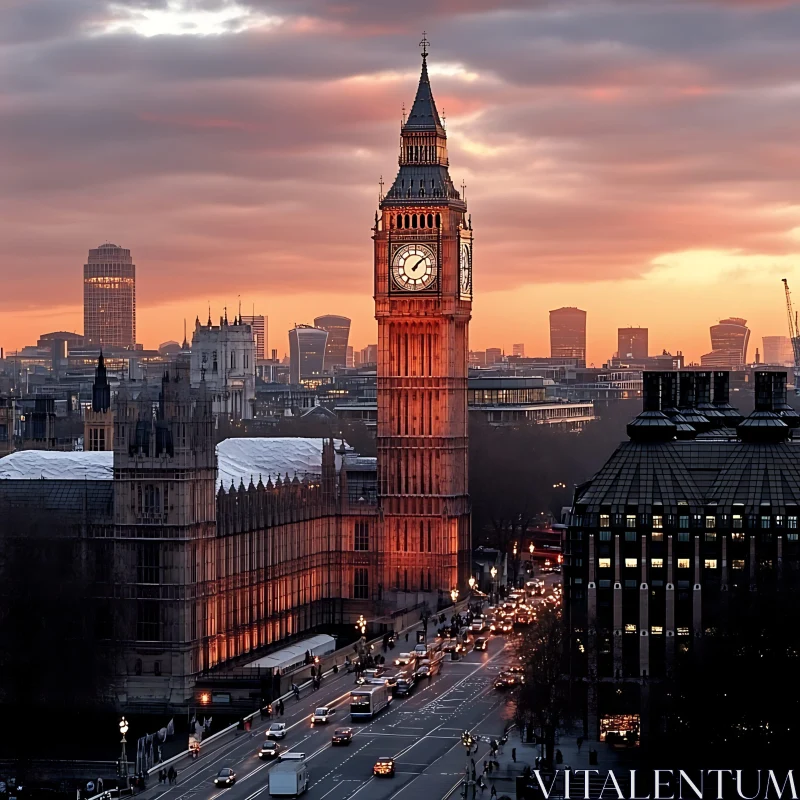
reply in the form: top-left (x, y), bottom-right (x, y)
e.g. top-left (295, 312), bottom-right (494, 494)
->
top-left (373, 37), bottom-right (473, 606)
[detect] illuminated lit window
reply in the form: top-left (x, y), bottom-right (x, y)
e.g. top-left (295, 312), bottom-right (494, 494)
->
top-left (651, 532), bottom-right (663, 542)
top-left (678, 532), bottom-right (690, 543)
top-left (788, 533), bottom-right (799, 542)
top-left (652, 515), bottom-right (663, 529)
top-left (733, 514), bottom-right (743, 529)
top-left (625, 558), bottom-right (638, 568)
top-left (677, 627), bottom-right (689, 637)
top-left (678, 558), bottom-right (690, 569)
top-left (732, 559), bottom-right (745, 570)
top-left (789, 516), bottom-right (798, 529)
top-left (651, 626), bottom-right (663, 635)
top-left (626, 515), bottom-right (636, 529)
top-left (600, 514), bottom-right (610, 528)
top-left (732, 532), bottom-right (745, 541)
top-left (705, 532), bottom-right (717, 542)
top-left (704, 559), bottom-right (718, 569)
top-left (775, 515), bottom-right (784, 527)
top-left (598, 558), bottom-right (611, 569)
top-left (761, 516), bottom-right (771, 529)
top-left (679, 515), bottom-right (689, 530)
top-left (651, 558), bottom-right (664, 568)
top-left (624, 623), bottom-right (637, 634)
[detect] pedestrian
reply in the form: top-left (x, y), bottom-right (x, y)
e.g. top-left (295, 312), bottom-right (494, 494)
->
top-left (512, 747), bottom-right (516, 763)
top-left (577, 736), bottom-right (583, 753)
top-left (490, 784), bottom-right (497, 799)
top-left (168, 767), bottom-right (176, 785)
top-left (556, 749), bottom-right (563, 764)
top-left (482, 760), bottom-right (488, 775)
top-left (278, 699), bottom-right (285, 716)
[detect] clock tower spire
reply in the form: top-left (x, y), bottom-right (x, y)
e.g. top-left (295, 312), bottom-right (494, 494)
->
top-left (373, 37), bottom-right (473, 610)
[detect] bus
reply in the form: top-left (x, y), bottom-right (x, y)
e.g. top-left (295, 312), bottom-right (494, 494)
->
top-left (350, 683), bottom-right (392, 720)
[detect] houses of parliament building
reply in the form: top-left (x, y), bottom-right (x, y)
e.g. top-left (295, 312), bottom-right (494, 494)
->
top-left (0, 44), bottom-right (473, 711)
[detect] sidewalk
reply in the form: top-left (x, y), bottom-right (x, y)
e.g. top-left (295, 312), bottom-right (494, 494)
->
top-left (475, 725), bottom-right (633, 799)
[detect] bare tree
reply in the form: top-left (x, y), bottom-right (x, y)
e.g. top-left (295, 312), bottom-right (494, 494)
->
top-left (512, 606), bottom-right (569, 765)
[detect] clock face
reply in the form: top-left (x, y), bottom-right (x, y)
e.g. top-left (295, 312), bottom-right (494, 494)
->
top-left (460, 241), bottom-right (472, 296)
top-left (392, 243), bottom-right (437, 291)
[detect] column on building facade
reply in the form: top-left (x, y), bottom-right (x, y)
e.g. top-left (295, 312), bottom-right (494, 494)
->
top-left (587, 532), bottom-right (598, 740)
top-left (665, 534), bottom-right (676, 670)
top-left (613, 533), bottom-right (622, 679)
top-left (749, 534), bottom-right (757, 590)
top-left (693, 535), bottom-right (703, 642)
top-left (777, 534), bottom-right (784, 584)
top-left (639, 534), bottom-right (649, 679)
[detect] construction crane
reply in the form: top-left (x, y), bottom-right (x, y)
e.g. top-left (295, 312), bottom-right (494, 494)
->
top-left (782, 278), bottom-right (800, 394)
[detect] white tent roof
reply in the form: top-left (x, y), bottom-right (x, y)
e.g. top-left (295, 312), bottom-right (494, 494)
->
top-left (0, 450), bottom-right (113, 481)
top-left (215, 437), bottom-right (345, 490)
top-left (243, 634), bottom-right (336, 671)
top-left (0, 438), bottom-right (349, 488)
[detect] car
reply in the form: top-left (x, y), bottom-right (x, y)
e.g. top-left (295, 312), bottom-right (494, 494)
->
top-left (311, 706), bottom-right (336, 724)
top-left (213, 768), bottom-right (236, 787)
top-left (267, 722), bottom-right (287, 739)
top-left (470, 621), bottom-right (483, 633)
top-left (258, 740), bottom-right (281, 760)
top-left (501, 622), bottom-right (513, 633)
top-left (332, 727), bottom-right (354, 746)
top-left (373, 757), bottom-right (395, 777)
top-left (473, 637), bottom-right (487, 651)
top-left (393, 652), bottom-right (414, 666)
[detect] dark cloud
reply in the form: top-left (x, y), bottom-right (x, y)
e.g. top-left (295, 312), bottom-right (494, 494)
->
top-left (1, 0), bottom-right (800, 322)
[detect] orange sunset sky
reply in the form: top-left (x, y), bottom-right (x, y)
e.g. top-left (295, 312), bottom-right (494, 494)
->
top-left (2, 0), bottom-right (800, 365)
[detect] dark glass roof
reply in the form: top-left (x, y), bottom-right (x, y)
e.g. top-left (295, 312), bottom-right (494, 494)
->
top-left (575, 438), bottom-right (800, 515)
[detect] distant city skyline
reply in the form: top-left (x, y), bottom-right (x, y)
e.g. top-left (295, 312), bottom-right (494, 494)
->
top-left (3, 3), bottom-right (800, 366)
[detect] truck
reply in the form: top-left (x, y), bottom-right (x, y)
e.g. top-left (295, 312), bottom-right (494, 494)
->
top-left (269, 761), bottom-right (309, 797)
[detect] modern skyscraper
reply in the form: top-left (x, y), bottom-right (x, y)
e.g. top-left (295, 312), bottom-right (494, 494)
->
top-left (485, 347), bottom-right (502, 366)
top-left (374, 39), bottom-right (472, 604)
top-left (360, 344), bottom-right (378, 365)
top-left (700, 317), bottom-right (750, 368)
top-left (618, 327), bottom-right (648, 360)
top-left (512, 343), bottom-right (525, 357)
top-left (762, 336), bottom-right (794, 367)
top-left (314, 315), bottom-right (351, 371)
top-left (241, 315), bottom-right (267, 359)
top-left (288, 324), bottom-right (328, 386)
top-left (550, 307), bottom-right (587, 365)
top-left (346, 346), bottom-right (355, 368)
top-left (83, 243), bottom-right (136, 348)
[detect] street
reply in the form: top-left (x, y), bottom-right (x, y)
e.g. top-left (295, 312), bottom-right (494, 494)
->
top-left (143, 635), bottom-right (515, 800)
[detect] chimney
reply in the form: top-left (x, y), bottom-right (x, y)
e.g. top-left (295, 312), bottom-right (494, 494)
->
top-left (628, 372), bottom-right (677, 442)
top-left (694, 371), bottom-right (725, 429)
top-left (711, 371), bottom-right (743, 427)
top-left (677, 370), bottom-right (711, 432)
top-left (738, 371), bottom-right (790, 443)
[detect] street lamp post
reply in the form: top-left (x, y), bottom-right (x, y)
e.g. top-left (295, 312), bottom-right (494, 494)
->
top-left (490, 565), bottom-right (498, 604)
top-left (119, 717), bottom-right (130, 791)
top-left (529, 542), bottom-right (535, 576)
top-left (460, 730), bottom-right (475, 797)
top-left (355, 615), bottom-right (367, 658)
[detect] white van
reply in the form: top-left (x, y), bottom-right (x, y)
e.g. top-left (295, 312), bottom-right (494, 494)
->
top-left (278, 752), bottom-right (306, 762)
top-left (269, 761), bottom-right (309, 797)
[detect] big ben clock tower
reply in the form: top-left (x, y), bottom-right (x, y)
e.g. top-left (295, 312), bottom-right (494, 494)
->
top-left (373, 36), bottom-right (472, 608)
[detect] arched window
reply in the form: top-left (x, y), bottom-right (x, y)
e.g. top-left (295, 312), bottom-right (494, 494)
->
top-left (412, 214), bottom-right (417, 228)
top-left (405, 214), bottom-right (410, 228)
top-left (435, 213), bottom-right (441, 227)
top-left (397, 215), bottom-right (403, 229)
top-left (419, 214), bottom-right (425, 229)
top-left (427, 214), bottom-right (433, 228)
